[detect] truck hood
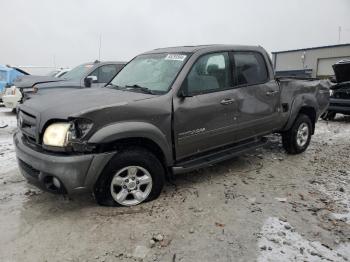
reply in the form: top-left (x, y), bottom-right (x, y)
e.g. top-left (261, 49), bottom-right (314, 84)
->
top-left (20, 87), bottom-right (155, 124)
top-left (333, 60), bottom-right (350, 83)
top-left (14, 75), bottom-right (64, 88)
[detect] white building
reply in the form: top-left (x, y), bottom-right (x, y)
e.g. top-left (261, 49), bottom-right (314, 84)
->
top-left (272, 44), bottom-right (350, 78)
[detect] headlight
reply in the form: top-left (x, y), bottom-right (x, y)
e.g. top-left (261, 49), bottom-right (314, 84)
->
top-left (43, 123), bottom-right (72, 147)
top-left (329, 89), bottom-right (334, 97)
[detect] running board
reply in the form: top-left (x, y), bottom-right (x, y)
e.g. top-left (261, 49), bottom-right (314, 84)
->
top-left (172, 137), bottom-right (268, 174)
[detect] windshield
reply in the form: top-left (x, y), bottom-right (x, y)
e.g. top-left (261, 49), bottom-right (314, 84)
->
top-left (63, 64), bottom-right (94, 81)
top-left (46, 70), bottom-right (60, 77)
top-left (110, 53), bottom-right (189, 93)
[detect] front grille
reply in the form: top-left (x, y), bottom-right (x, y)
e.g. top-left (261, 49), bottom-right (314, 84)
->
top-left (18, 159), bottom-right (40, 178)
top-left (18, 109), bottom-right (38, 143)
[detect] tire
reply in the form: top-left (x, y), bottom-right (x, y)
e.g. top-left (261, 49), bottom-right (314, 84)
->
top-left (282, 114), bottom-right (312, 154)
top-left (94, 147), bottom-right (165, 207)
top-left (321, 111), bottom-right (336, 121)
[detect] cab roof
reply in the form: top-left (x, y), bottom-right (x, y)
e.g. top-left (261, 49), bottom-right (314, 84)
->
top-left (143, 44), bottom-right (265, 54)
top-left (82, 61), bottom-right (126, 66)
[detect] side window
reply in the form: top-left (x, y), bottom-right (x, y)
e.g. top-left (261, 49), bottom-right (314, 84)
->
top-left (98, 65), bottom-right (118, 83)
top-left (186, 52), bottom-right (231, 95)
top-left (88, 68), bottom-right (99, 81)
top-left (88, 65), bottom-right (118, 83)
top-left (233, 52), bottom-right (268, 86)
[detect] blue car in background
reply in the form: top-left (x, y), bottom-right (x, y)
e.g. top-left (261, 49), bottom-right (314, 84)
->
top-left (0, 65), bottom-right (28, 101)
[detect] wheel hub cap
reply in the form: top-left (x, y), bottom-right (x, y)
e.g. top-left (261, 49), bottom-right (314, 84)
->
top-left (110, 166), bottom-right (153, 206)
top-left (296, 122), bottom-right (309, 147)
top-left (127, 181), bottom-right (137, 190)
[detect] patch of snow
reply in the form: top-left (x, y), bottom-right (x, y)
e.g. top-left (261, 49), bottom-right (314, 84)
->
top-left (0, 136), bottom-right (17, 174)
top-left (315, 181), bottom-right (350, 225)
top-left (257, 217), bottom-right (349, 262)
top-left (0, 107), bottom-right (18, 174)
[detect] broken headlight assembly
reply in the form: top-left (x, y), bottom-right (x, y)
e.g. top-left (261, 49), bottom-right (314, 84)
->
top-left (42, 119), bottom-right (93, 149)
top-left (73, 118), bottom-right (93, 139)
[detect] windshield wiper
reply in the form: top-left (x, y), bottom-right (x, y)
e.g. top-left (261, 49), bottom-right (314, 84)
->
top-left (106, 83), bottom-right (124, 90)
top-left (125, 84), bottom-right (155, 94)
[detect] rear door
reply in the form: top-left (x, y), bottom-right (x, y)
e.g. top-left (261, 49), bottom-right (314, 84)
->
top-left (230, 51), bottom-right (281, 141)
top-left (173, 52), bottom-right (238, 160)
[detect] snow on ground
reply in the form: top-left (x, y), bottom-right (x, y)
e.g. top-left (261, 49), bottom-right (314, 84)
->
top-left (257, 217), bottom-right (349, 262)
top-left (0, 107), bottom-right (18, 174)
top-left (0, 107), bottom-right (349, 262)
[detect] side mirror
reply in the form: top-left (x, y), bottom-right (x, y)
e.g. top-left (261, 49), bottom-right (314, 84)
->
top-left (84, 76), bottom-right (98, 87)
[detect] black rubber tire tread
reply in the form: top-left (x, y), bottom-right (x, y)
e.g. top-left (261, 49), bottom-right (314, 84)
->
top-left (94, 147), bottom-right (165, 207)
top-left (282, 114), bottom-right (312, 155)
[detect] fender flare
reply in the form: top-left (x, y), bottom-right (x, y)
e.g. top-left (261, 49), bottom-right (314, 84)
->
top-left (88, 121), bottom-right (173, 165)
top-left (283, 94), bottom-right (318, 131)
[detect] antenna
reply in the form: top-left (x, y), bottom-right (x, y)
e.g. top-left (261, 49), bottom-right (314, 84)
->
top-left (98, 34), bottom-right (102, 60)
top-left (338, 26), bottom-right (341, 44)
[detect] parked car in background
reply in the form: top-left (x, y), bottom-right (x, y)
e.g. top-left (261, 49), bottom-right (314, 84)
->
top-left (0, 65), bottom-right (29, 102)
top-left (2, 68), bottom-right (69, 110)
top-left (322, 60), bottom-right (350, 120)
top-left (15, 45), bottom-right (330, 207)
top-left (2, 61), bottom-right (125, 109)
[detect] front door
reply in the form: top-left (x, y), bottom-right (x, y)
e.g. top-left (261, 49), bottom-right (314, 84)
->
top-left (173, 52), bottom-right (238, 160)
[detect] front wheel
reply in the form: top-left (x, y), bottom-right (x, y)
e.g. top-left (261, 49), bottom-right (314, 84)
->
top-left (282, 114), bottom-right (312, 154)
top-left (94, 148), bottom-right (165, 207)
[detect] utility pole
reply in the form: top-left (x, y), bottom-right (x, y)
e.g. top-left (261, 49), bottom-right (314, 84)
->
top-left (338, 26), bottom-right (342, 44)
top-left (98, 34), bottom-right (102, 61)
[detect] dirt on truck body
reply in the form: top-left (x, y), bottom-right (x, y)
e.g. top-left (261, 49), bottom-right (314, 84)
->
top-left (15, 44), bottom-right (330, 207)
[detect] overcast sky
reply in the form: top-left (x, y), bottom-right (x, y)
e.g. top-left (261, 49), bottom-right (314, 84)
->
top-left (1, 0), bottom-right (349, 68)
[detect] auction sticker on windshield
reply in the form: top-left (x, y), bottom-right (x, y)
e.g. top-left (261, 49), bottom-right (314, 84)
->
top-left (165, 54), bottom-right (187, 61)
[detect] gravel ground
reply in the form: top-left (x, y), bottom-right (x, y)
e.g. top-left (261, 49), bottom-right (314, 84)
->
top-left (0, 106), bottom-right (349, 262)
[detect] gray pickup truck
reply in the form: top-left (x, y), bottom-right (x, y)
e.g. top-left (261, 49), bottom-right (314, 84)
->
top-left (14, 45), bottom-right (330, 207)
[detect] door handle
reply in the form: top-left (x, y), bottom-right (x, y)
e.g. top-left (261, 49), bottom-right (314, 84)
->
top-left (266, 90), bottom-right (279, 96)
top-left (220, 98), bottom-right (235, 105)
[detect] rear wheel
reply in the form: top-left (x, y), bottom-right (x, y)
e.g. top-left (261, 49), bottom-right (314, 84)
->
top-left (282, 114), bottom-right (312, 154)
top-left (94, 148), bottom-right (165, 207)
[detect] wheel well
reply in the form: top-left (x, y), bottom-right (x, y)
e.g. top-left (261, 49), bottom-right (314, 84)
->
top-left (298, 107), bottom-right (316, 134)
top-left (99, 137), bottom-right (168, 169)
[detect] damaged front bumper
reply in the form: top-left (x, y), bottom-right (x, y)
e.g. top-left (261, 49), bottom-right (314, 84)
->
top-left (14, 131), bottom-right (114, 194)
